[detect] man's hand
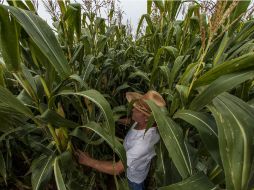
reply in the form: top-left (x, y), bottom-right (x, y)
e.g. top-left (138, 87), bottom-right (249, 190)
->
top-left (75, 149), bottom-right (94, 167)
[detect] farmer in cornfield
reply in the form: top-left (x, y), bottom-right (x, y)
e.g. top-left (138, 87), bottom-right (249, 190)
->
top-left (76, 91), bottom-right (166, 190)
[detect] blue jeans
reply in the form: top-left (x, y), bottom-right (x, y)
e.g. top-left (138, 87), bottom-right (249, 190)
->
top-left (128, 179), bottom-right (145, 190)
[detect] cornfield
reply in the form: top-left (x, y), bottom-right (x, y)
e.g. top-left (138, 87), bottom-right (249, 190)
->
top-left (0, 0), bottom-right (254, 189)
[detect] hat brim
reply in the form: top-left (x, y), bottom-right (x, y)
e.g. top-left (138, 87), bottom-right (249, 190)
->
top-left (126, 92), bottom-right (151, 116)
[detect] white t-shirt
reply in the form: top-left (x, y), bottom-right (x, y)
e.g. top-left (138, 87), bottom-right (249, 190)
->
top-left (123, 122), bottom-right (160, 183)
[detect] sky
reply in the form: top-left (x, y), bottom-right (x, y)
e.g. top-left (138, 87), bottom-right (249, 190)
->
top-left (37, 0), bottom-right (147, 30)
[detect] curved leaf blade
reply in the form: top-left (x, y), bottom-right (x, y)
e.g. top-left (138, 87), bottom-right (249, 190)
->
top-left (54, 157), bottom-right (67, 190)
top-left (0, 6), bottom-right (21, 72)
top-left (146, 100), bottom-right (192, 179)
top-left (31, 155), bottom-right (55, 190)
top-left (70, 122), bottom-right (127, 167)
top-left (174, 110), bottom-right (221, 166)
top-left (5, 6), bottom-right (71, 79)
top-left (158, 172), bottom-right (217, 190)
top-left (0, 150), bottom-right (7, 184)
top-left (0, 86), bottom-right (33, 118)
top-left (194, 53), bottom-right (254, 87)
top-left (55, 89), bottom-right (115, 134)
top-left (211, 93), bottom-right (254, 190)
top-left (190, 71), bottom-right (254, 110)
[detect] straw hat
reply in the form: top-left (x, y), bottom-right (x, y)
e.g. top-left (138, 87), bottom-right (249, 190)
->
top-left (126, 90), bottom-right (166, 116)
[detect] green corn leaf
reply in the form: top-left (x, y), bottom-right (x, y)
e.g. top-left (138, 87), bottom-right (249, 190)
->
top-left (0, 150), bottom-right (7, 184)
top-left (51, 89), bottom-right (115, 135)
top-left (0, 6), bottom-right (21, 72)
top-left (70, 122), bottom-right (127, 167)
top-left (168, 55), bottom-right (190, 89)
top-left (213, 32), bottom-right (229, 65)
top-left (147, 0), bottom-right (152, 14)
top-left (152, 46), bottom-right (179, 74)
top-left (54, 157), bottom-right (67, 190)
top-left (24, 0), bottom-right (37, 12)
top-left (0, 63), bottom-right (5, 87)
top-left (40, 109), bottom-right (79, 128)
top-left (3, 5), bottom-right (71, 79)
top-left (174, 110), bottom-right (221, 166)
top-left (211, 93), bottom-right (254, 190)
top-left (136, 14), bottom-right (154, 35)
top-left (153, 0), bottom-right (164, 12)
top-left (190, 71), bottom-right (254, 111)
top-left (31, 155), bottom-right (55, 190)
top-left (0, 125), bottom-right (35, 141)
top-left (0, 86), bottom-right (33, 118)
top-left (146, 100), bottom-right (193, 179)
top-left (194, 53), bottom-right (254, 87)
top-left (158, 172), bottom-right (217, 190)
top-left (229, 1), bottom-right (251, 34)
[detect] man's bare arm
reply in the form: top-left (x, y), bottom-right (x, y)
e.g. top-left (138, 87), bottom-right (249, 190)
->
top-left (76, 150), bottom-right (125, 175)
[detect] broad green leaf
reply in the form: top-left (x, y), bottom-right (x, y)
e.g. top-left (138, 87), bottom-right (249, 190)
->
top-left (24, 0), bottom-right (37, 12)
top-left (40, 109), bottom-right (79, 128)
top-left (174, 110), bottom-right (221, 166)
top-left (153, 0), bottom-right (164, 12)
top-left (152, 46), bottom-right (179, 74)
top-left (70, 122), bottom-right (127, 167)
top-left (136, 14), bottom-right (154, 35)
top-left (190, 71), bottom-right (254, 110)
top-left (54, 89), bottom-right (115, 135)
top-left (7, 0), bottom-right (29, 10)
top-left (194, 53), bottom-right (254, 87)
top-left (65, 3), bottom-right (81, 41)
top-left (213, 32), bottom-right (229, 65)
top-left (0, 86), bottom-right (33, 118)
top-left (0, 125), bottom-right (34, 141)
top-left (4, 6), bottom-right (71, 79)
top-left (178, 62), bottom-right (198, 86)
top-left (0, 150), bottom-right (7, 184)
top-left (0, 6), bottom-right (21, 72)
top-left (146, 100), bottom-right (192, 179)
top-left (129, 70), bottom-right (150, 82)
top-left (229, 1), bottom-right (251, 34)
top-left (168, 55), bottom-right (189, 88)
top-left (0, 103), bottom-right (27, 133)
top-left (54, 157), bottom-right (67, 190)
top-left (211, 93), bottom-right (254, 190)
top-left (0, 63), bottom-right (5, 87)
top-left (158, 172), bottom-right (217, 190)
top-left (71, 128), bottom-right (104, 145)
top-left (31, 155), bottom-right (55, 190)
top-left (234, 20), bottom-right (254, 44)
top-left (147, 0), bottom-right (152, 14)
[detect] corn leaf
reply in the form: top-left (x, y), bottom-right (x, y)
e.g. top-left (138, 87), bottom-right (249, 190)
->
top-left (0, 150), bottom-right (7, 184)
top-left (146, 100), bottom-right (192, 179)
top-left (211, 93), bottom-right (254, 190)
top-left (190, 71), bottom-right (254, 110)
top-left (54, 89), bottom-right (115, 134)
top-left (174, 110), bottom-right (221, 166)
top-left (4, 5), bottom-right (71, 79)
top-left (54, 157), bottom-right (67, 190)
top-left (40, 109), bottom-right (79, 128)
top-left (0, 86), bottom-right (33, 118)
top-left (194, 53), bottom-right (254, 87)
top-left (31, 155), bottom-right (55, 190)
top-left (70, 122), bottom-right (127, 167)
top-left (158, 172), bottom-right (217, 190)
top-left (0, 6), bottom-right (21, 72)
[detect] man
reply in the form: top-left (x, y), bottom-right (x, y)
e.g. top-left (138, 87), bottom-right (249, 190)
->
top-left (76, 91), bottom-right (166, 190)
